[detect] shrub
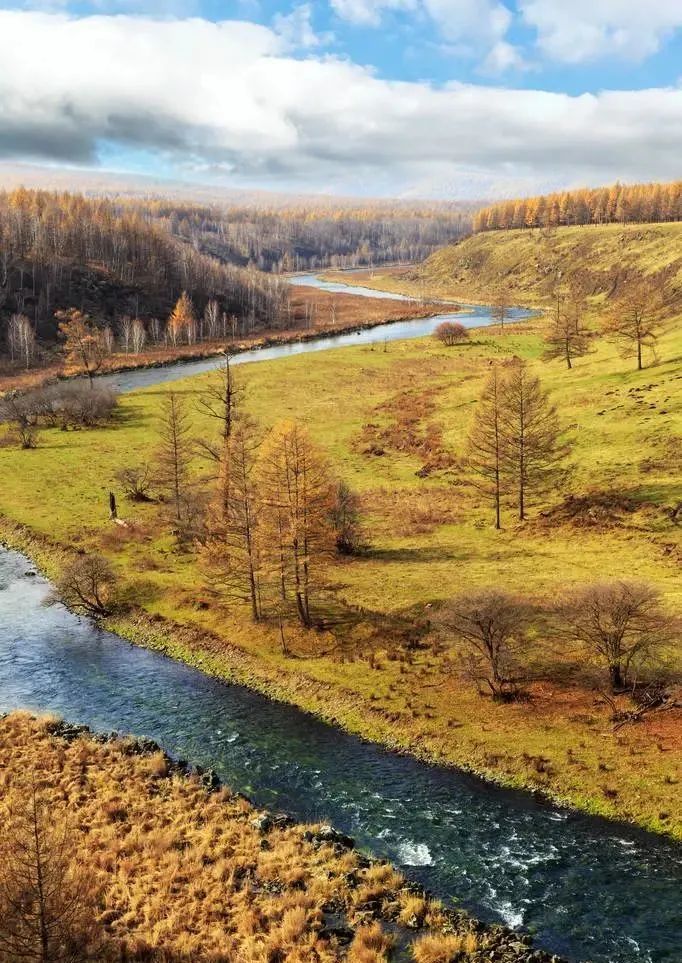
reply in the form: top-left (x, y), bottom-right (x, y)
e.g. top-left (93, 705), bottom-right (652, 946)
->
top-left (434, 321), bottom-right (469, 346)
top-left (116, 465), bottom-right (155, 502)
top-left (0, 392), bottom-right (40, 449)
top-left (24, 383), bottom-right (119, 429)
top-left (331, 480), bottom-right (367, 555)
top-left (556, 580), bottom-right (673, 691)
top-left (435, 589), bottom-right (533, 699)
top-left (47, 553), bottom-right (118, 619)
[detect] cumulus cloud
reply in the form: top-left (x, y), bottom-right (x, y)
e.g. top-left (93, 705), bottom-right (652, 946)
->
top-left (520, 0), bottom-right (682, 63)
top-left (1, 11), bottom-right (681, 196)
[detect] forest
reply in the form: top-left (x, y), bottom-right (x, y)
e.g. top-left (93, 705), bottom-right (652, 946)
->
top-left (0, 188), bottom-right (471, 359)
top-left (473, 179), bottom-right (682, 232)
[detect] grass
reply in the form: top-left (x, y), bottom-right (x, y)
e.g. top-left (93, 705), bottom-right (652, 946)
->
top-left (0, 712), bottom-right (492, 962)
top-left (0, 256), bottom-right (680, 840)
top-left (325, 222), bottom-right (682, 308)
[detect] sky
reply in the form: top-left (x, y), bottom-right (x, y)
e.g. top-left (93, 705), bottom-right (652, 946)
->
top-left (0, 0), bottom-right (682, 199)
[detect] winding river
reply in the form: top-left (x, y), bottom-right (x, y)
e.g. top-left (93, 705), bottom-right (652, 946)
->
top-left (96, 273), bottom-right (534, 393)
top-left (1, 274), bottom-right (680, 963)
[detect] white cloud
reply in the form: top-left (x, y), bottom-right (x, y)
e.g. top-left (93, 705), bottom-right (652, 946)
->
top-left (422, 0), bottom-right (510, 46)
top-left (273, 3), bottom-right (326, 50)
top-left (331, 0), bottom-right (512, 56)
top-left (1, 12), bottom-right (681, 196)
top-left (329, 0), bottom-right (416, 28)
top-left (520, 0), bottom-right (682, 63)
top-left (479, 40), bottom-right (526, 74)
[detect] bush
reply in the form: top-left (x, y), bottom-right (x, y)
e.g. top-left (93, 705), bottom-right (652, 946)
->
top-left (47, 554), bottom-right (118, 618)
top-left (434, 321), bottom-right (469, 346)
top-left (25, 383), bottom-right (119, 429)
top-left (331, 480), bottom-right (367, 555)
top-left (556, 580), bottom-right (673, 691)
top-left (0, 392), bottom-right (40, 449)
top-left (116, 465), bottom-right (154, 502)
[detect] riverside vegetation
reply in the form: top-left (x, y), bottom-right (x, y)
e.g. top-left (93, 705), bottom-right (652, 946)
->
top-left (0, 216), bottom-right (679, 842)
top-left (0, 711), bottom-right (559, 963)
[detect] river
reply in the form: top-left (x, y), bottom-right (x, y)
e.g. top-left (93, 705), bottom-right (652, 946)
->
top-left (96, 273), bottom-right (534, 394)
top-left (1, 274), bottom-right (680, 963)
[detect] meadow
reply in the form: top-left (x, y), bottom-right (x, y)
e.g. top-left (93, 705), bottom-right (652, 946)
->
top-left (1, 291), bottom-right (679, 839)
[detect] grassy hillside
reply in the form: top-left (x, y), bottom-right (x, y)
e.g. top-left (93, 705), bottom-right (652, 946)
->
top-left (329, 222), bottom-right (682, 308)
top-left (0, 712), bottom-right (504, 963)
top-left (1, 301), bottom-right (680, 837)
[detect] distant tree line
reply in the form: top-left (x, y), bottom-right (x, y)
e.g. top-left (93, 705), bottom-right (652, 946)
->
top-left (145, 197), bottom-right (474, 273)
top-left (473, 180), bottom-right (682, 233)
top-left (0, 188), bottom-right (472, 366)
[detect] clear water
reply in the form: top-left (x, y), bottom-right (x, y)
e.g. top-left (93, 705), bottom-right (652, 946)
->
top-left (1, 552), bottom-right (680, 963)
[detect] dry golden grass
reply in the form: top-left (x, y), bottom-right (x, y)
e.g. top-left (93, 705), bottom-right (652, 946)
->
top-left (0, 713), bottom-right (488, 963)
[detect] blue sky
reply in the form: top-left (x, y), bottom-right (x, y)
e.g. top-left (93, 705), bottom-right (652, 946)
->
top-left (1, 0), bottom-right (681, 198)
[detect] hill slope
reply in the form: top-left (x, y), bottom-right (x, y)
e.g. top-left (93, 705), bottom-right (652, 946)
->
top-left (342, 223), bottom-right (682, 309)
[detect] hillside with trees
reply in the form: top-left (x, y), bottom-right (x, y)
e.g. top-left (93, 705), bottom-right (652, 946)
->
top-left (0, 188), bottom-right (472, 381)
top-left (473, 180), bottom-right (682, 233)
top-left (0, 188), bottom-right (287, 346)
top-left (357, 222), bottom-right (682, 314)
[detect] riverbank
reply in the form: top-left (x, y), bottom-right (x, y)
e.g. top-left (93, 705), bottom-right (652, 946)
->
top-left (0, 285), bottom-right (449, 394)
top-left (3, 508), bottom-right (680, 847)
top-left (1, 711), bottom-right (563, 963)
top-left (0, 287), bottom-right (679, 845)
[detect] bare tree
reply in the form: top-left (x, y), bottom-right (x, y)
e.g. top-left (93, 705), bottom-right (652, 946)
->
top-left (118, 316), bottom-right (133, 355)
top-left (491, 286), bottom-right (512, 330)
top-left (148, 317), bottom-right (162, 345)
top-left (257, 421), bottom-right (335, 627)
top-left (204, 300), bottom-right (221, 341)
top-left (131, 318), bottom-right (147, 355)
top-left (434, 321), bottom-right (469, 346)
top-left (155, 391), bottom-right (194, 525)
top-left (47, 554), bottom-right (117, 619)
top-left (602, 275), bottom-right (666, 370)
top-left (101, 325), bottom-right (115, 357)
top-left (0, 786), bottom-right (102, 963)
top-left (543, 312), bottom-right (593, 369)
top-left (500, 361), bottom-right (568, 521)
top-left (203, 417), bottom-right (263, 622)
top-left (466, 366), bottom-right (506, 529)
top-left (557, 581), bottom-right (673, 691)
top-left (7, 313), bottom-right (36, 369)
top-left (0, 392), bottom-right (40, 449)
top-left (436, 589), bottom-right (532, 699)
top-left (196, 353), bottom-right (240, 465)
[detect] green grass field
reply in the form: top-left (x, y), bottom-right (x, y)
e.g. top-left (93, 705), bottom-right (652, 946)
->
top-left (1, 278), bottom-right (680, 838)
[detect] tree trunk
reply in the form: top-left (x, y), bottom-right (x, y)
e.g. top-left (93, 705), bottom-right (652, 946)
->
top-left (609, 663), bottom-right (624, 691)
